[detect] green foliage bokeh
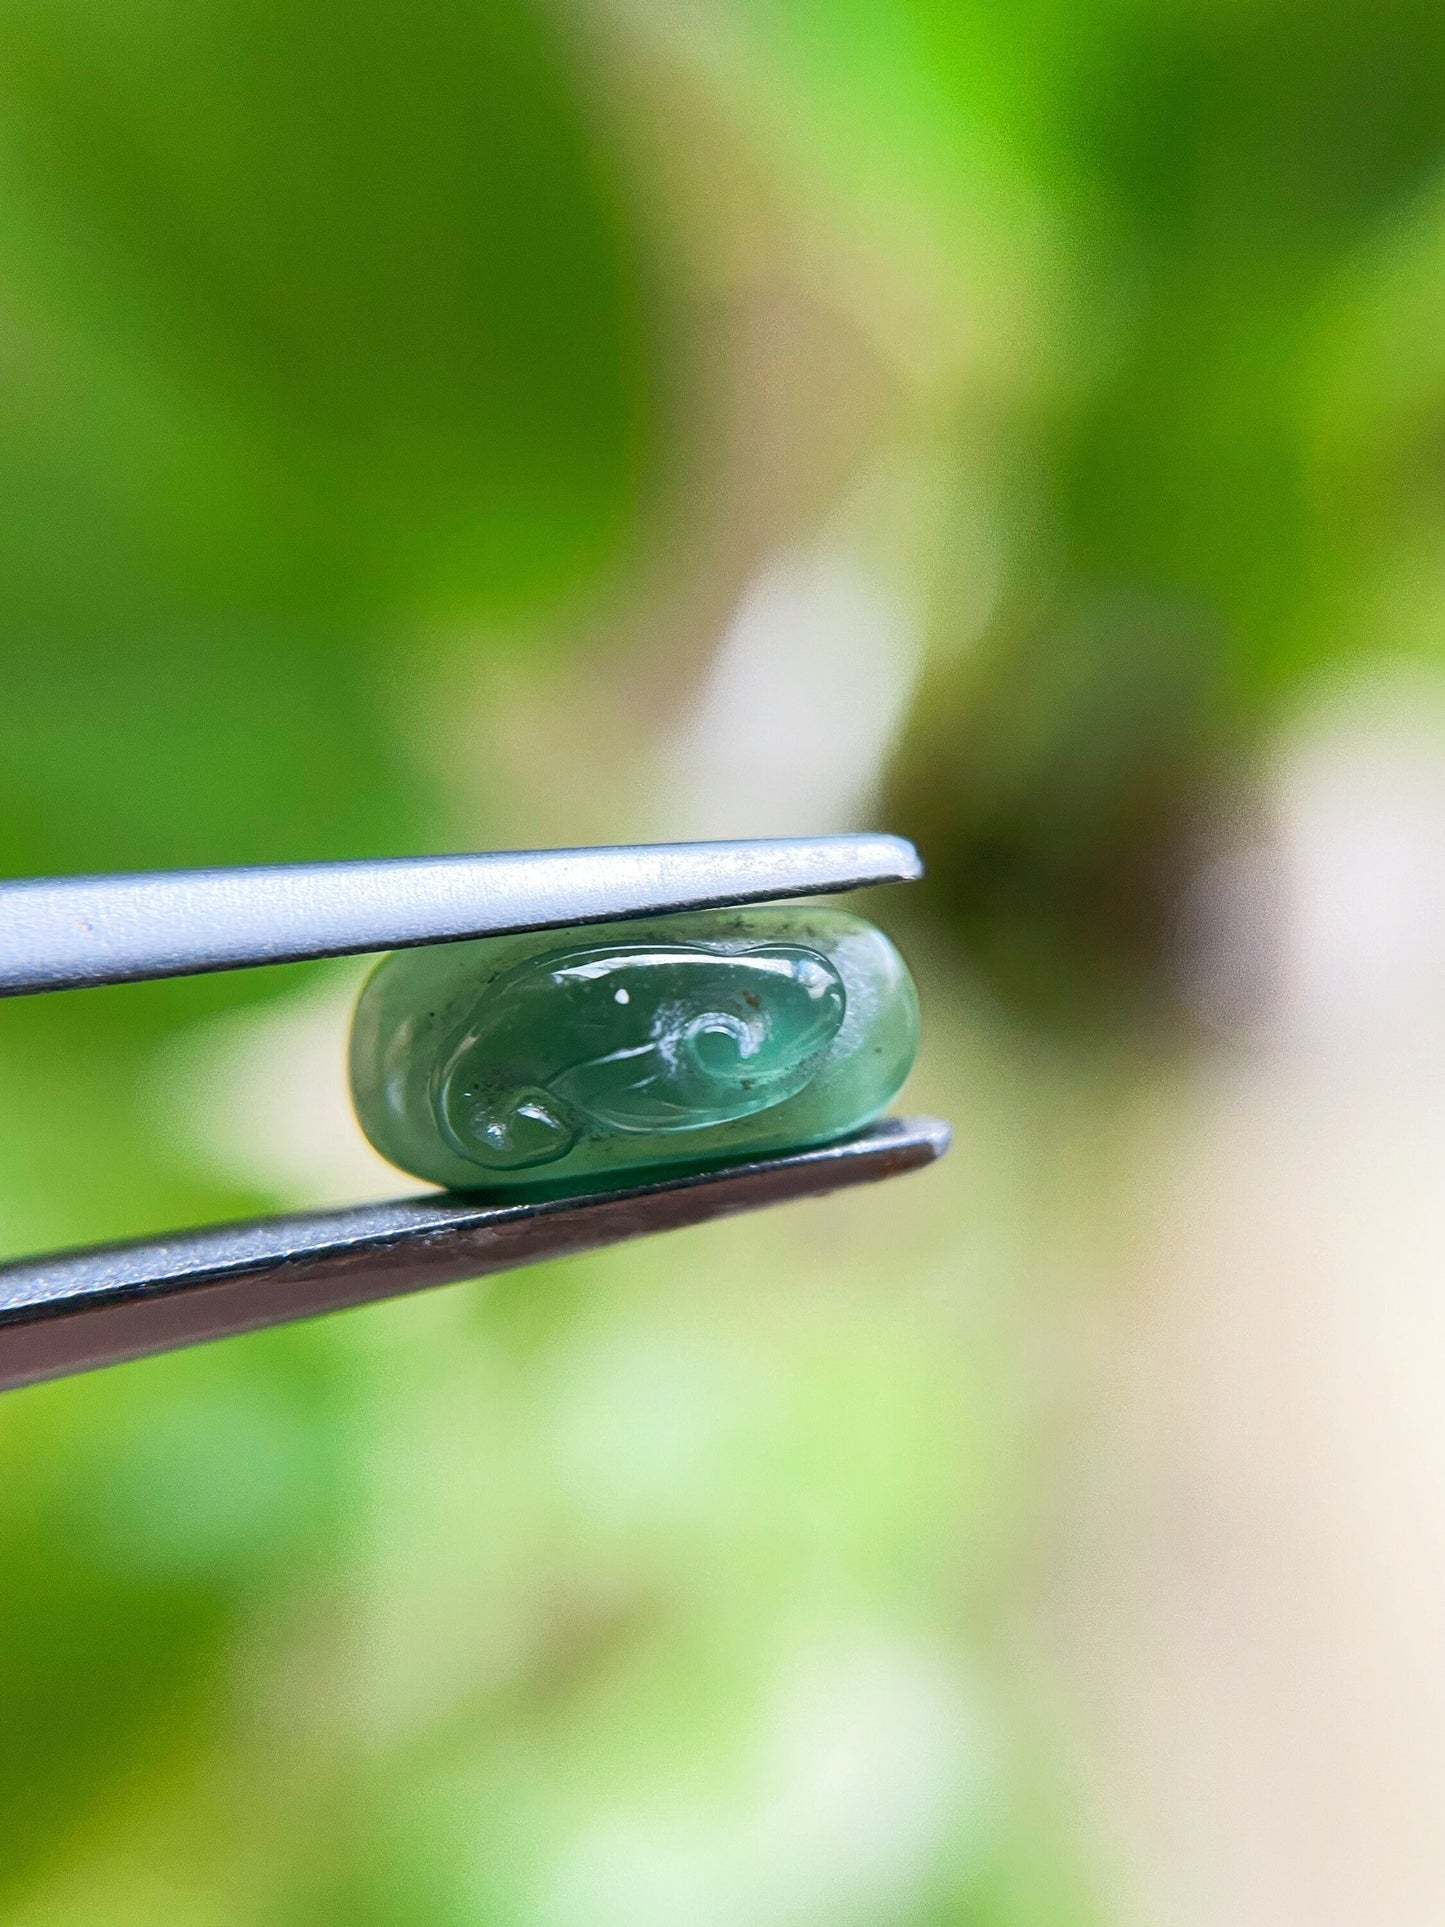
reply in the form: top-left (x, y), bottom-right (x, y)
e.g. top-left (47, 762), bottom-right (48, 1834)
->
top-left (6, 0), bottom-right (1445, 1919)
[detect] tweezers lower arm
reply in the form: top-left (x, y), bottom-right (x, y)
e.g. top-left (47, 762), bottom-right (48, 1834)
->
top-left (0, 1117), bottom-right (949, 1392)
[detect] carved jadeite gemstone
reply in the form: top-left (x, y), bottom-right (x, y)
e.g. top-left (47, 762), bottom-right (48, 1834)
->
top-left (348, 907), bottom-right (919, 1192)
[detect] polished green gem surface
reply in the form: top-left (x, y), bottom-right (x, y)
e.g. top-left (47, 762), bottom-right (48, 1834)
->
top-left (349, 906), bottom-right (919, 1191)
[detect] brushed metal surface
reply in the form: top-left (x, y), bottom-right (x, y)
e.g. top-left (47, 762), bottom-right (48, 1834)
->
top-left (0, 835), bottom-right (921, 994)
top-left (0, 1117), bottom-right (950, 1391)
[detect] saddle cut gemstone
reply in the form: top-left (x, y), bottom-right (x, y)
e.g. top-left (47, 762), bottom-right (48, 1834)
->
top-left (349, 906), bottom-right (919, 1192)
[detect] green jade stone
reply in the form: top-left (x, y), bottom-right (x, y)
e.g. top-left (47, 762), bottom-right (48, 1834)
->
top-left (349, 906), bottom-right (919, 1192)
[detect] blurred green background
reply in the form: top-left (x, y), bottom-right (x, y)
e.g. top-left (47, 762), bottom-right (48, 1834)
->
top-left (7, 0), bottom-right (1445, 1921)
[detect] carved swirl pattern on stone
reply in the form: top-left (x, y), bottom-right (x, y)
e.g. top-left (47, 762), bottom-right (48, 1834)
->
top-left (349, 908), bottom-right (919, 1193)
top-left (434, 942), bottom-right (848, 1169)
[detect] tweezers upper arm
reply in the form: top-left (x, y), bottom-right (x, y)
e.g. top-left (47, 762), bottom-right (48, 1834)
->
top-left (0, 835), bottom-right (921, 994)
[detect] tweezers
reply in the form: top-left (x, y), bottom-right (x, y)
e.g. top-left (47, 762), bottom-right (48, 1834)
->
top-left (0, 836), bottom-right (948, 1391)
